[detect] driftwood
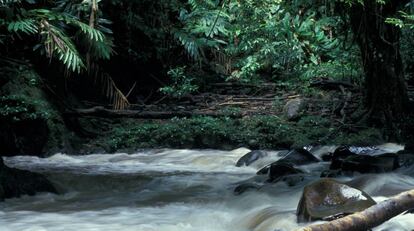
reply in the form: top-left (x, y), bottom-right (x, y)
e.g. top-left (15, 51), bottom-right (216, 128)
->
top-left (65, 106), bottom-right (243, 119)
top-left (297, 189), bottom-right (414, 231)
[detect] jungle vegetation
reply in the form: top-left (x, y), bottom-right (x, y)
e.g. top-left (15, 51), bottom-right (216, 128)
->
top-left (1, 0), bottom-right (414, 153)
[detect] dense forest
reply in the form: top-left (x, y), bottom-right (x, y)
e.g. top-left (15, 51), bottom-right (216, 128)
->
top-left (1, 0), bottom-right (414, 231)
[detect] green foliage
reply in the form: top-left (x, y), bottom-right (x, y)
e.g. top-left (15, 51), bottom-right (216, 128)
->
top-left (154, 0), bottom-right (348, 86)
top-left (0, 0), bottom-right (113, 73)
top-left (174, 0), bottom-right (230, 61)
top-left (0, 66), bottom-right (53, 122)
top-left (228, 0), bottom-right (339, 81)
top-left (0, 95), bottom-right (50, 122)
top-left (159, 66), bottom-right (199, 98)
top-left (96, 115), bottom-right (383, 152)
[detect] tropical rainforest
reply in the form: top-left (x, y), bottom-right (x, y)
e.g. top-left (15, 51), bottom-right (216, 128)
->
top-left (1, 1), bottom-right (414, 231)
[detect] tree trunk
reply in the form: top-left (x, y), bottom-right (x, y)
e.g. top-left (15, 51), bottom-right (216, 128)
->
top-left (348, 0), bottom-right (409, 126)
top-left (297, 189), bottom-right (414, 231)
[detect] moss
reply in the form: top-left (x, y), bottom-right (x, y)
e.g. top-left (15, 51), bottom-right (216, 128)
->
top-left (88, 115), bottom-right (384, 153)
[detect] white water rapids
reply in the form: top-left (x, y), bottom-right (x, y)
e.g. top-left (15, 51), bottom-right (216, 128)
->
top-left (1, 147), bottom-right (414, 231)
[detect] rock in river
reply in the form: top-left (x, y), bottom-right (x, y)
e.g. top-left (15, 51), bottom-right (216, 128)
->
top-left (297, 178), bottom-right (376, 222)
top-left (330, 146), bottom-right (400, 173)
top-left (281, 148), bottom-right (320, 165)
top-left (0, 157), bottom-right (57, 201)
top-left (236, 150), bottom-right (268, 167)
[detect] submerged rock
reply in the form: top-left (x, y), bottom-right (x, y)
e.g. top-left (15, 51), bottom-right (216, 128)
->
top-left (234, 182), bottom-right (262, 195)
top-left (0, 158), bottom-right (57, 201)
top-left (236, 150), bottom-right (268, 167)
top-left (297, 178), bottom-right (376, 222)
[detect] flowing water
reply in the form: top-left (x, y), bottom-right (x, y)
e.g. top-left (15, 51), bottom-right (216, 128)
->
top-left (1, 147), bottom-right (414, 231)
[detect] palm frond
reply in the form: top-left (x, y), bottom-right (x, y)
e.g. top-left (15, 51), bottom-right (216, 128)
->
top-left (74, 20), bottom-right (105, 42)
top-left (40, 20), bottom-right (85, 73)
top-left (7, 19), bottom-right (38, 35)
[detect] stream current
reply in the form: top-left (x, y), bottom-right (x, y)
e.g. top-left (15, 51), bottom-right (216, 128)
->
top-left (2, 147), bottom-right (414, 231)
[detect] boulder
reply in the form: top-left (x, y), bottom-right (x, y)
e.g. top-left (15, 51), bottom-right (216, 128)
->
top-left (330, 146), bottom-right (400, 172)
top-left (236, 150), bottom-right (268, 167)
top-left (236, 162), bottom-right (305, 195)
top-left (330, 146), bottom-right (358, 169)
top-left (0, 158), bottom-right (57, 200)
top-left (330, 147), bottom-right (399, 173)
top-left (340, 154), bottom-right (399, 173)
top-left (268, 162), bottom-right (304, 181)
top-left (281, 148), bottom-right (320, 165)
top-left (284, 98), bottom-right (307, 120)
top-left (297, 178), bottom-right (376, 222)
top-left (308, 145), bottom-right (338, 161)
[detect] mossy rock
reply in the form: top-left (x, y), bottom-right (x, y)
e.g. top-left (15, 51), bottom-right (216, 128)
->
top-left (297, 178), bottom-right (376, 222)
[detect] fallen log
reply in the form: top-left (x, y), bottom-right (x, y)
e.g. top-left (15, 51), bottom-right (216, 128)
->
top-left (310, 79), bottom-right (356, 91)
top-left (297, 189), bottom-right (414, 231)
top-left (65, 106), bottom-right (244, 119)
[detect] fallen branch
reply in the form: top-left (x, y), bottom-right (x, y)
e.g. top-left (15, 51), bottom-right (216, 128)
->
top-left (310, 79), bottom-right (356, 91)
top-left (65, 106), bottom-right (243, 119)
top-left (297, 189), bottom-right (414, 231)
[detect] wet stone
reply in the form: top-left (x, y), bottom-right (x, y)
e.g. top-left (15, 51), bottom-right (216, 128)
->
top-left (268, 162), bottom-right (304, 181)
top-left (280, 148), bottom-right (319, 166)
top-left (332, 153), bottom-right (399, 174)
top-left (296, 178), bottom-right (376, 222)
top-left (236, 150), bottom-right (268, 167)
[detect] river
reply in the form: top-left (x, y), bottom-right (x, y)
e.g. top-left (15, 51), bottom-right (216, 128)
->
top-left (1, 148), bottom-right (414, 231)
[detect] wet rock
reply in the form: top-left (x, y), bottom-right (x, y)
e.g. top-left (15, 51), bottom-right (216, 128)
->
top-left (257, 165), bottom-right (271, 175)
top-left (321, 153), bottom-right (333, 161)
top-left (397, 153), bottom-right (414, 168)
top-left (268, 162), bottom-right (304, 181)
top-left (405, 142), bottom-right (414, 152)
top-left (330, 146), bottom-right (398, 171)
top-left (308, 145), bottom-right (338, 161)
top-left (0, 159), bottom-right (57, 200)
top-left (236, 150), bottom-right (268, 167)
top-left (281, 174), bottom-right (305, 187)
top-left (330, 146), bottom-right (357, 169)
top-left (234, 182), bottom-right (262, 195)
top-left (296, 178), bottom-right (376, 222)
top-left (236, 162), bottom-right (305, 194)
top-left (331, 151), bottom-right (399, 174)
top-left (233, 175), bottom-right (268, 194)
top-left (281, 148), bottom-right (320, 165)
top-left (320, 169), bottom-right (342, 178)
top-left (342, 154), bottom-right (399, 173)
top-left (284, 98), bottom-right (307, 121)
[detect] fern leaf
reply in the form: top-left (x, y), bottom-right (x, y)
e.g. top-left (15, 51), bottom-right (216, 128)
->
top-left (7, 19), bottom-right (38, 35)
